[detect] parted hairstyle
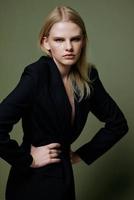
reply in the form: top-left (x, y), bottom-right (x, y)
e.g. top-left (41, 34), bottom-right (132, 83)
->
top-left (39, 6), bottom-right (91, 101)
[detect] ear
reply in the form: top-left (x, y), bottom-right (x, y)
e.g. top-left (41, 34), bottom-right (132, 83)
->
top-left (42, 36), bottom-right (51, 51)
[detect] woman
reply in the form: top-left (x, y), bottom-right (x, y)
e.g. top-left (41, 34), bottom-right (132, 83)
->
top-left (0, 6), bottom-right (128, 200)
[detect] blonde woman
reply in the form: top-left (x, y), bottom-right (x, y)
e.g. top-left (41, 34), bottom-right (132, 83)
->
top-left (0, 6), bottom-right (128, 200)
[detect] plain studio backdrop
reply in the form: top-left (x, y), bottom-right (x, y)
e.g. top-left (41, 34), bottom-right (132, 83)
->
top-left (0, 0), bottom-right (133, 199)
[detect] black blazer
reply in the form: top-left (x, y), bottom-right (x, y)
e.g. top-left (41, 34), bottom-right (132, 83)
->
top-left (0, 56), bottom-right (128, 170)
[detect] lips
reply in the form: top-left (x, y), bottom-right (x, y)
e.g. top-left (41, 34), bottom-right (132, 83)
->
top-left (63, 54), bottom-right (75, 58)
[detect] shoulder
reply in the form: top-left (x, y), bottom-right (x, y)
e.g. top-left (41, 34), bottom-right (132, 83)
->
top-left (23, 56), bottom-right (50, 75)
top-left (88, 63), bottom-right (99, 81)
top-left (21, 56), bottom-right (52, 82)
top-left (88, 64), bottom-right (105, 94)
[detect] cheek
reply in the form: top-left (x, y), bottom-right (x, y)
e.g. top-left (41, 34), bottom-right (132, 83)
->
top-left (79, 42), bottom-right (84, 49)
top-left (50, 43), bottom-right (63, 53)
top-left (75, 41), bottom-right (83, 49)
top-left (76, 43), bottom-right (83, 53)
top-left (75, 44), bottom-right (83, 58)
top-left (49, 46), bottom-right (62, 58)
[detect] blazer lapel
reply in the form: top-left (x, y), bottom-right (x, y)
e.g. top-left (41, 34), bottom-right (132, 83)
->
top-left (46, 57), bottom-right (72, 132)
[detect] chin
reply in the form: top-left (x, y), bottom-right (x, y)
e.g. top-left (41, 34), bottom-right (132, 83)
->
top-left (62, 59), bottom-right (77, 66)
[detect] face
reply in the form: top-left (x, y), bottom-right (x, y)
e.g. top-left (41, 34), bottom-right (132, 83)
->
top-left (42, 21), bottom-right (84, 70)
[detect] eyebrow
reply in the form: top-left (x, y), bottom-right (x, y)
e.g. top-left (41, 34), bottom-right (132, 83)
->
top-left (52, 35), bottom-right (82, 39)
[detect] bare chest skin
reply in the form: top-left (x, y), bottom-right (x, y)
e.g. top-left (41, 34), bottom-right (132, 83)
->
top-left (63, 79), bottom-right (75, 125)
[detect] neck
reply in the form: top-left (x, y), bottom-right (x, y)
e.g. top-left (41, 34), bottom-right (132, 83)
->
top-left (53, 58), bottom-right (71, 79)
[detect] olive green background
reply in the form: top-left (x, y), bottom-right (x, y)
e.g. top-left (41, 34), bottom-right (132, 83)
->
top-left (0, 0), bottom-right (133, 199)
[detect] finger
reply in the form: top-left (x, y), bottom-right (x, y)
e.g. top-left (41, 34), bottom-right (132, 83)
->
top-left (47, 143), bottom-right (61, 149)
top-left (49, 149), bottom-right (61, 154)
top-left (49, 158), bottom-right (61, 164)
top-left (49, 152), bottom-right (60, 158)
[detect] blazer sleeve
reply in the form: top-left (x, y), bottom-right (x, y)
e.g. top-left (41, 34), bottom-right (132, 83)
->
top-left (0, 65), bottom-right (36, 169)
top-left (75, 67), bottom-right (128, 165)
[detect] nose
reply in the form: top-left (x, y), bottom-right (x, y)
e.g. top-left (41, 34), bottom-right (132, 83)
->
top-left (65, 40), bottom-right (73, 51)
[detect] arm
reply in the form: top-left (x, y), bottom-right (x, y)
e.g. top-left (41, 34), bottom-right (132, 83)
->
top-left (75, 67), bottom-right (128, 165)
top-left (0, 66), bottom-right (36, 169)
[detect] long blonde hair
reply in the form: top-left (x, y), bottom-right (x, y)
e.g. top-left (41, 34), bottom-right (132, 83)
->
top-left (39, 6), bottom-right (91, 101)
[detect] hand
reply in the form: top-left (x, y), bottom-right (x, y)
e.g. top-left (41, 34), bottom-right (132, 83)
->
top-left (70, 150), bottom-right (81, 164)
top-left (30, 143), bottom-right (61, 168)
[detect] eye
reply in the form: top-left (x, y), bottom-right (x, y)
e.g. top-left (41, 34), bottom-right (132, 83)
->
top-left (54, 38), bottom-right (64, 42)
top-left (71, 37), bottom-right (82, 42)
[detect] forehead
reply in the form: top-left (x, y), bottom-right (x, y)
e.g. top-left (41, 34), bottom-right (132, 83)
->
top-left (49, 21), bottom-right (82, 37)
